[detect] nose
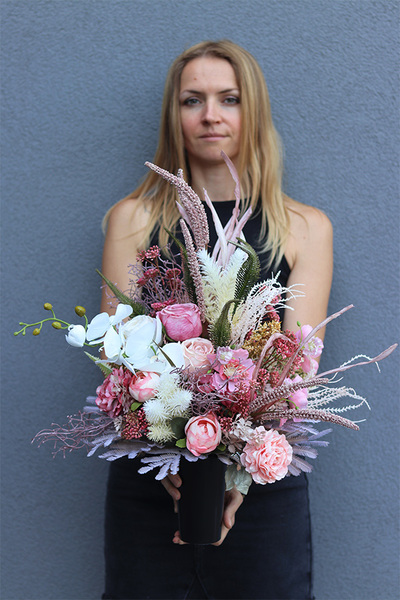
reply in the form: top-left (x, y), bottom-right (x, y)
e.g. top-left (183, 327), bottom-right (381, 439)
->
top-left (202, 99), bottom-right (221, 124)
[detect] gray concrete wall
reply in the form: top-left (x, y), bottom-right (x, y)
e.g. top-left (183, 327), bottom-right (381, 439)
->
top-left (1, 1), bottom-right (399, 598)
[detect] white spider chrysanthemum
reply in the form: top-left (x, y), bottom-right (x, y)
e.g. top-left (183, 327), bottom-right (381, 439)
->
top-left (198, 248), bottom-right (245, 324)
top-left (143, 398), bottom-right (169, 424)
top-left (147, 422), bottom-right (175, 443)
top-left (163, 389), bottom-right (192, 417)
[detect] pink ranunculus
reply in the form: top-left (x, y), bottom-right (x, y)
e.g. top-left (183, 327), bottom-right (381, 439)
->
top-left (95, 367), bottom-right (133, 418)
top-left (129, 371), bottom-right (160, 402)
top-left (240, 427), bottom-right (293, 484)
top-left (185, 412), bottom-right (222, 457)
top-left (158, 303), bottom-right (202, 342)
top-left (181, 337), bottom-right (214, 372)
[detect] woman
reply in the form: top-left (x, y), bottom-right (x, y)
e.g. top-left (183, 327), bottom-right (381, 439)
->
top-left (101, 40), bottom-right (332, 600)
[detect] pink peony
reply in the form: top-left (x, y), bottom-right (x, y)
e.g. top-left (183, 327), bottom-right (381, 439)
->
top-left (181, 337), bottom-right (214, 372)
top-left (185, 412), bottom-right (222, 457)
top-left (158, 303), bottom-right (202, 341)
top-left (95, 367), bottom-right (133, 418)
top-left (295, 325), bottom-right (324, 358)
top-left (301, 355), bottom-right (319, 377)
top-left (240, 427), bottom-right (293, 484)
top-left (129, 371), bottom-right (160, 402)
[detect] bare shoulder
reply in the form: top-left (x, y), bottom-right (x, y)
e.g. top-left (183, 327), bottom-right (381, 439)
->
top-left (284, 197), bottom-right (332, 266)
top-left (286, 196), bottom-right (332, 240)
top-left (106, 196), bottom-right (151, 239)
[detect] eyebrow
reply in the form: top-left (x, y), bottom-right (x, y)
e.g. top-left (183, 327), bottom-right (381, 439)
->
top-left (180, 88), bottom-right (240, 95)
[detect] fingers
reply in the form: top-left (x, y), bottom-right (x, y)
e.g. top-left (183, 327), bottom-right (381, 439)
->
top-left (222, 487), bottom-right (244, 529)
top-left (213, 487), bottom-right (244, 546)
top-left (172, 530), bottom-right (187, 545)
top-left (161, 473), bottom-right (182, 501)
top-left (171, 486), bottom-right (244, 547)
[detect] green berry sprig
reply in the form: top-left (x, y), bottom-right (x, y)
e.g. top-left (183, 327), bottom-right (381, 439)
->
top-left (14, 303), bottom-right (88, 336)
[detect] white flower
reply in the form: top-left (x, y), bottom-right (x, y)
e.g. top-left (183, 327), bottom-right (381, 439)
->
top-left (163, 389), bottom-right (192, 417)
top-left (92, 313), bottom-right (162, 371)
top-left (156, 373), bottom-right (180, 400)
top-left (143, 398), bottom-right (169, 424)
top-left (65, 324), bottom-right (86, 347)
top-left (86, 303), bottom-right (133, 342)
top-left (121, 315), bottom-right (162, 367)
top-left (135, 342), bottom-right (185, 374)
top-left (147, 422), bottom-right (175, 443)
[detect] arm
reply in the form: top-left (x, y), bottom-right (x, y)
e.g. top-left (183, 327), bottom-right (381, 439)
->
top-left (283, 204), bottom-right (333, 342)
top-left (100, 198), bottom-right (150, 315)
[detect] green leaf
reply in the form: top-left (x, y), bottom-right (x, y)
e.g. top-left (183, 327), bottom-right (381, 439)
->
top-left (130, 402), bottom-right (142, 412)
top-left (209, 299), bottom-right (240, 347)
top-left (170, 417), bottom-right (188, 439)
top-left (217, 443), bottom-right (226, 452)
top-left (95, 269), bottom-right (147, 316)
top-left (84, 351), bottom-right (113, 376)
top-left (231, 239), bottom-right (260, 303)
top-left (175, 438), bottom-right (187, 448)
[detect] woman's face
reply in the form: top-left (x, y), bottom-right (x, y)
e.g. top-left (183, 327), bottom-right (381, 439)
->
top-left (179, 57), bottom-right (241, 167)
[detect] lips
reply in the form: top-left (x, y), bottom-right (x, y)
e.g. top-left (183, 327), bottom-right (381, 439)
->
top-left (199, 133), bottom-right (226, 140)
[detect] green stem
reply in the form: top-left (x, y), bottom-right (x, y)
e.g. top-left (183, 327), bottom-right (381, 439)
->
top-left (14, 317), bottom-right (71, 336)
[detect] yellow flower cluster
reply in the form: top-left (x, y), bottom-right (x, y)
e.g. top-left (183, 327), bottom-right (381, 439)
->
top-left (242, 321), bottom-right (281, 360)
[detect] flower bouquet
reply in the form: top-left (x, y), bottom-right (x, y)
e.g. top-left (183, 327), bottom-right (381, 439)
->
top-left (15, 153), bottom-right (396, 544)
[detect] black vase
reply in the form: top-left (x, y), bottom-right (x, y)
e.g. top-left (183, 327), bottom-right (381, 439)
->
top-left (178, 455), bottom-right (227, 545)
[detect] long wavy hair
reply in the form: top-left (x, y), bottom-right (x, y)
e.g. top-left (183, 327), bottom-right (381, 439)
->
top-left (104, 40), bottom-right (290, 267)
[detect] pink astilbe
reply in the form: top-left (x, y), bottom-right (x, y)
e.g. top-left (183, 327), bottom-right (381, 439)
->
top-left (180, 219), bottom-right (206, 320)
top-left (249, 376), bottom-right (330, 415)
top-left (145, 161), bottom-right (209, 250)
top-left (260, 408), bottom-right (360, 430)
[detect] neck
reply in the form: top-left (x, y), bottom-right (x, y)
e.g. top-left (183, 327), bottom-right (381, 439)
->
top-left (188, 160), bottom-right (237, 202)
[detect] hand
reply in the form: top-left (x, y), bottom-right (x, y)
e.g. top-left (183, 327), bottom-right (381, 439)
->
top-left (161, 473), bottom-right (182, 513)
top-left (172, 486), bottom-right (244, 546)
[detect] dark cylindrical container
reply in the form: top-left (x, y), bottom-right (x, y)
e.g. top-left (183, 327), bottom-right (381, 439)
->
top-left (178, 456), bottom-right (227, 545)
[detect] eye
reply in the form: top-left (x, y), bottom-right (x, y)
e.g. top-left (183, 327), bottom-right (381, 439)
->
top-left (182, 97), bottom-right (201, 106)
top-left (223, 96), bottom-right (240, 105)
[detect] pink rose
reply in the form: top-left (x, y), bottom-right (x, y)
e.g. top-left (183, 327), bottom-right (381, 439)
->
top-left (181, 337), bottom-right (214, 372)
top-left (158, 303), bottom-right (202, 341)
top-left (129, 371), bottom-right (160, 402)
top-left (240, 427), bottom-right (293, 484)
top-left (95, 367), bottom-right (133, 418)
top-left (185, 412), bottom-right (222, 457)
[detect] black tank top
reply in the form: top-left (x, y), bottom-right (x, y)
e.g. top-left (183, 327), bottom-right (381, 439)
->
top-left (153, 199), bottom-right (291, 297)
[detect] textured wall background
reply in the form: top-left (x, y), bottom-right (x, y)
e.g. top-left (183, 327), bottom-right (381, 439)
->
top-left (1, 1), bottom-right (399, 598)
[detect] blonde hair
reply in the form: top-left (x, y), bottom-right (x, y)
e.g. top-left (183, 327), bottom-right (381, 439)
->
top-left (104, 40), bottom-right (289, 267)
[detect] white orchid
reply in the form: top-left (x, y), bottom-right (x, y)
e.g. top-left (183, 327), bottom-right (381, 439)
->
top-left (86, 303), bottom-right (133, 343)
top-left (132, 342), bottom-right (185, 374)
top-left (65, 324), bottom-right (86, 347)
top-left (95, 314), bottom-right (162, 373)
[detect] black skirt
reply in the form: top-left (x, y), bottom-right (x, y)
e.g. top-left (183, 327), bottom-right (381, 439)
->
top-left (103, 458), bottom-right (313, 600)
